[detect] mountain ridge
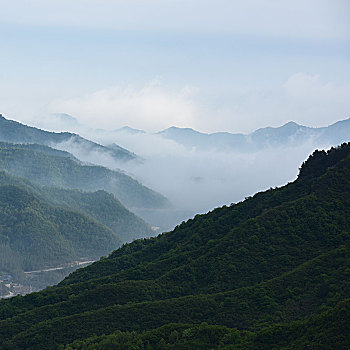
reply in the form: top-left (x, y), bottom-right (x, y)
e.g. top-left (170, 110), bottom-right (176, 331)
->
top-left (0, 143), bottom-right (349, 348)
top-left (0, 114), bottom-right (138, 163)
top-left (0, 170), bottom-right (152, 243)
top-left (0, 142), bottom-right (168, 212)
top-left (0, 184), bottom-right (122, 284)
top-left (152, 118), bottom-right (350, 151)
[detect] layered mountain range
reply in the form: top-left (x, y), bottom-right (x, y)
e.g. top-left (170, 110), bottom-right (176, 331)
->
top-left (0, 142), bottom-right (349, 349)
top-left (0, 165), bottom-right (154, 290)
top-left (0, 115), bottom-right (169, 291)
top-left (51, 113), bottom-right (350, 153)
top-left (156, 118), bottom-right (350, 151)
top-left (0, 114), bottom-right (137, 163)
top-left (0, 142), bottom-right (167, 211)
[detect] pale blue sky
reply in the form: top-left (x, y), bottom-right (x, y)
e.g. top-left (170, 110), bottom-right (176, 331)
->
top-left (0, 0), bottom-right (349, 132)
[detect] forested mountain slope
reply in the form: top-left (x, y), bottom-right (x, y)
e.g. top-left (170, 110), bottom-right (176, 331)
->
top-left (0, 185), bottom-right (122, 276)
top-left (0, 142), bottom-right (168, 211)
top-left (61, 298), bottom-right (350, 349)
top-left (0, 171), bottom-right (152, 243)
top-left (40, 188), bottom-right (152, 243)
top-left (0, 143), bottom-right (349, 349)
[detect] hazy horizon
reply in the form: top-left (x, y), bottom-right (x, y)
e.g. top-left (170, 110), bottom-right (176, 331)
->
top-left (1, 0), bottom-right (349, 230)
top-left (28, 113), bottom-right (339, 230)
top-left (0, 112), bottom-right (343, 226)
top-left (1, 1), bottom-right (349, 134)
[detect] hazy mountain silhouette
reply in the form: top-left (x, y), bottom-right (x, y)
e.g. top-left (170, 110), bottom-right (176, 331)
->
top-left (156, 118), bottom-right (350, 151)
top-left (0, 114), bottom-right (137, 163)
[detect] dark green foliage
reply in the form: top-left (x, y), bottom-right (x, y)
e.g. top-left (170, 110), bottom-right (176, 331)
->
top-left (41, 188), bottom-right (152, 242)
top-left (60, 299), bottom-right (350, 349)
top-left (62, 323), bottom-right (243, 350)
top-left (299, 143), bottom-right (350, 179)
top-left (0, 143), bottom-right (350, 349)
top-left (0, 169), bottom-right (151, 292)
top-left (233, 298), bottom-right (350, 350)
top-left (0, 184), bottom-right (122, 276)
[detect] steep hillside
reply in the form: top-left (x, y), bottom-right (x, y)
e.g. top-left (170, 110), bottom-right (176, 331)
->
top-left (41, 188), bottom-right (153, 242)
top-left (0, 185), bottom-right (122, 276)
top-left (0, 171), bottom-right (152, 243)
top-left (0, 142), bottom-right (168, 212)
top-left (61, 298), bottom-right (350, 349)
top-left (0, 143), bottom-right (349, 349)
top-left (0, 114), bottom-right (137, 163)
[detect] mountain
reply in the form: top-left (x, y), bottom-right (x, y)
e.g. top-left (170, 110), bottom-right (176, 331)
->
top-left (0, 142), bottom-right (168, 213)
top-left (57, 299), bottom-right (350, 349)
top-left (250, 121), bottom-right (313, 146)
top-left (0, 142), bottom-right (349, 349)
top-left (114, 126), bottom-right (146, 134)
top-left (0, 167), bottom-right (152, 292)
top-left (0, 171), bottom-right (152, 243)
top-left (52, 113), bottom-right (80, 127)
top-left (40, 188), bottom-right (153, 243)
top-left (0, 114), bottom-right (137, 163)
top-left (157, 126), bottom-right (219, 149)
top-left (158, 118), bottom-right (350, 151)
top-left (321, 118), bottom-right (350, 145)
top-left (0, 184), bottom-right (122, 284)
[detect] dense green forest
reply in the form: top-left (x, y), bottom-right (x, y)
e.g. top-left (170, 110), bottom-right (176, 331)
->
top-left (61, 298), bottom-right (350, 349)
top-left (0, 143), bottom-right (349, 348)
top-left (0, 142), bottom-right (168, 211)
top-left (39, 187), bottom-right (152, 243)
top-left (0, 184), bottom-right (121, 272)
top-left (0, 170), bottom-right (153, 289)
top-left (0, 170), bottom-right (152, 243)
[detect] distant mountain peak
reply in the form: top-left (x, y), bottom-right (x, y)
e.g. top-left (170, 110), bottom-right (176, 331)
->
top-left (115, 126), bottom-right (145, 134)
top-left (168, 126), bottom-right (194, 131)
top-left (52, 113), bottom-right (80, 126)
top-left (158, 126), bottom-right (205, 136)
top-left (157, 118), bottom-right (350, 152)
top-left (281, 121), bottom-right (302, 128)
top-left (253, 120), bottom-right (305, 133)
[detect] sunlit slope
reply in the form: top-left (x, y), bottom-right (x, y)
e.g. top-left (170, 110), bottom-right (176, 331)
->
top-left (0, 143), bottom-right (349, 349)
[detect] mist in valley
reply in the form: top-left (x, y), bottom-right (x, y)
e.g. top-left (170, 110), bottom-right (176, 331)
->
top-left (54, 124), bottom-right (333, 230)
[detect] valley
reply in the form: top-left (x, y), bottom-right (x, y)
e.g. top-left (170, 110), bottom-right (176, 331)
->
top-left (2, 3), bottom-right (348, 347)
top-left (0, 141), bottom-right (349, 349)
top-left (0, 260), bottom-right (95, 300)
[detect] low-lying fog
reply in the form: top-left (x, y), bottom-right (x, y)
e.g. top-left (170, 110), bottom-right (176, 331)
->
top-left (55, 127), bottom-right (332, 230)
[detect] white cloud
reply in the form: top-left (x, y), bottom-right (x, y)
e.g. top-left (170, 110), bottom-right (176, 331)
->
top-left (283, 73), bottom-right (350, 103)
top-left (50, 81), bottom-right (199, 132)
top-left (201, 73), bottom-right (350, 132)
top-left (47, 74), bottom-right (350, 135)
top-left (281, 73), bottom-right (350, 127)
